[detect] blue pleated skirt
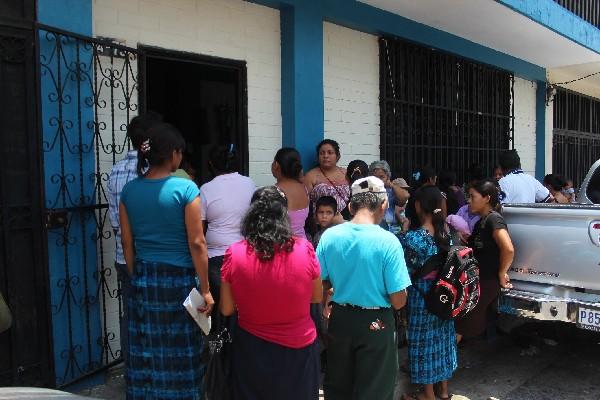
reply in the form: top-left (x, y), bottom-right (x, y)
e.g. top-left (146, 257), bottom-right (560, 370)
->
top-left (407, 279), bottom-right (458, 385)
top-left (126, 260), bottom-right (205, 400)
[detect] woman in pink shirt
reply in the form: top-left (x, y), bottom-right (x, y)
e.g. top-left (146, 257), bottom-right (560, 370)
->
top-left (220, 186), bottom-right (323, 400)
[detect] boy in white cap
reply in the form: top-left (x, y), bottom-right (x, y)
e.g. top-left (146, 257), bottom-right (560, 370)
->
top-left (317, 176), bottom-right (410, 400)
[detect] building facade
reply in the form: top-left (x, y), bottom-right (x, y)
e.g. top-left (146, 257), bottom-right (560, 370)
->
top-left (1, 0), bottom-right (599, 388)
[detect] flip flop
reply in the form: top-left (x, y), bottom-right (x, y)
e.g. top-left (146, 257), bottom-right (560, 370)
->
top-left (436, 394), bottom-right (453, 400)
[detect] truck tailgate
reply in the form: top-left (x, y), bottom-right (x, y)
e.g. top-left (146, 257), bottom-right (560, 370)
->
top-left (503, 204), bottom-right (600, 291)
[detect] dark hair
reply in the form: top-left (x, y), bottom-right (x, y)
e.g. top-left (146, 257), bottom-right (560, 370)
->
top-left (471, 179), bottom-right (501, 211)
top-left (349, 191), bottom-right (387, 214)
top-left (127, 111), bottom-right (163, 149)
top-left (316, 139), bottom-right (341, 159)
top-left (274, 147), bottom-right (303, 180)
top-left (316, 195), bottom-right (337, 212)
top-left (543, 174), bottom-right (567, 192)
top-left (413, 186), bottom-right (449, 249)
top-left (438, 170), bottom-right (457, 192)
top-left (209, 144), bottom-right (239, 175)
top-left (137, 123), bottom-right (186, 176)
top-left (415, 165), bottom-right (436, 187)
top-left (499, 150), bottom-right (521, 172)
top-left (346, 159), bottom-right (369, 184)
top-left (241, 186), bottom-right (294, 261)
top-left (467, 163), bottom-right (485, 183)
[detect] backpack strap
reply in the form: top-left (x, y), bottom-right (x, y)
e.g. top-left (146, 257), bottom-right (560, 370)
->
top-left (411, 252), bottom-right (447, 280)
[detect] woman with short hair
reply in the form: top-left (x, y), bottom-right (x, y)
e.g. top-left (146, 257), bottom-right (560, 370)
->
top-left (201, 144), bottom-right (255, 319)
top-left (220, 186), bottom-right (323, 400)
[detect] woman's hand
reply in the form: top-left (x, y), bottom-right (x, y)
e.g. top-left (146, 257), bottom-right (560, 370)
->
top-left (197, 291), bottom-right (215, 316)
top-left (499, 272), bottom-right (513, 289)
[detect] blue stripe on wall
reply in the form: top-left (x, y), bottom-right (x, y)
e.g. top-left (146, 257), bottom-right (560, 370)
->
top-left (281, 4), bottom-right (325, 168)
top-left (38, 0), bottom-right (101, 388)
top-left (38, 0), bottom-right (92, 35)
top-left (497, 0), bottom-right (600, 55)
top-left (252, 0), bottom-right (546, 81)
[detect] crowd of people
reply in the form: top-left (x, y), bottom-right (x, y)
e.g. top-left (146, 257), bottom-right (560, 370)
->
top-left (107, 112), bottom-right (577, 400)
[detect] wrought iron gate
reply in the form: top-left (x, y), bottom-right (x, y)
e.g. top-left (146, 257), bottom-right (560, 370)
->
top-left (553, 87), bottom-right (600, 188)
top-left (37, 24), bottom-right (141, 386)
top-left (0, 15), bottom-right (52, 387)
top-left (380, 37), bottom-right (514, 184)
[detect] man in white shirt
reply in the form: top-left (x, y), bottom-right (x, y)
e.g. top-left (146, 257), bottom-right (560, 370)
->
top-left (498, 149), bottom-right (553, 204)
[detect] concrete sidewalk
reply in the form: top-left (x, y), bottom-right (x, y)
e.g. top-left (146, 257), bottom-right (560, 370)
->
top-left (75, 320), bottom-right (600, 400)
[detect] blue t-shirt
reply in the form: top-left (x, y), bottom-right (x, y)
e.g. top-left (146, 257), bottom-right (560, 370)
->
top-left (316, 222), bottom-right (411, 308)
top-left (121, 176), bottom-right (200, 268)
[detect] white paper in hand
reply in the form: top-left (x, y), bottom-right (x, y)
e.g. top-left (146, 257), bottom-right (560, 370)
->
top-left (183, 288), bottom-right (211, 335)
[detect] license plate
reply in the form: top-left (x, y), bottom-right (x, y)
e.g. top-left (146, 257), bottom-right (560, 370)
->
top-left (577, 307), bottom-right (600, 332)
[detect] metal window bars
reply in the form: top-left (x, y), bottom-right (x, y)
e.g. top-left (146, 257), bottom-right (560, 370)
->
top-left (379, 37), bottom-right (514, 185)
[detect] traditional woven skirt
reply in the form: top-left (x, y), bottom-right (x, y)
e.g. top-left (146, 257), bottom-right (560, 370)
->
top-left (127, 260), bottom-right (204, 400)
top-left (407, 279), bottom-right (457, 385)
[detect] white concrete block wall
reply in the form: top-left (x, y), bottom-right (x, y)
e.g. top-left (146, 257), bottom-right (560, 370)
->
top-left (93, 0), bottom-right (282, 186)
top-left (323, 22), bottom-right (380, 168)
top-left (545, 101), bottom-right (553, 175)
top-left (93, 0), bottom-right (281, 353)
top-left (512, 77), bottom-right (537, 176)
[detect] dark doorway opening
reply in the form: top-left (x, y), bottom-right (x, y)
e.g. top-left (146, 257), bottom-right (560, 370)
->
top-left (141, 47), bottom-right (248, 185)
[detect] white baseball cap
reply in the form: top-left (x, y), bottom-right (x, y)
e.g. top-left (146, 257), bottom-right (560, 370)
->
top-left (351, 176), bottom-right (387, 196)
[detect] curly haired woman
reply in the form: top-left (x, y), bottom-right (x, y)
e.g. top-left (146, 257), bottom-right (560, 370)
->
top-left (220, 186), bottom-right (323, 400)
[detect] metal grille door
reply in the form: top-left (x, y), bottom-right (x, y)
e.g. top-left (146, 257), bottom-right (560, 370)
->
top-left (37, 24), bottom-right (141, 386)
top-left (0, 2), bottom-right (52, 387)
top-left (379, 37), bottom-right (514, 183)
top-left (553, 88), bottom-right (600, 188)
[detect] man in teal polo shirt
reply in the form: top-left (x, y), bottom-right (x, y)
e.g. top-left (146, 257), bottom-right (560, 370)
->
top-left (317, 176), bottom-right (410, 400)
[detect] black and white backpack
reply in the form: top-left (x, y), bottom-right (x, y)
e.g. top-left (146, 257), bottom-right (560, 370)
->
top-left (412, 245), bottom-right (480, 320)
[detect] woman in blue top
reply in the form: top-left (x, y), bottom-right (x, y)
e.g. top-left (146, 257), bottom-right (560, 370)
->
top-left (119, 123), bottom-right (213, 400)
top-left (399, 186), bottom-right (457, 400)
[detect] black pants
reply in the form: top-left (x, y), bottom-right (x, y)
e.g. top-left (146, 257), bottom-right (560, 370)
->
top-left (324, 304), bottom-right (397, 400)
top-left (232, 327), bottom-right (320, 400)
top-left (208, 255), bottom-right (225, 333)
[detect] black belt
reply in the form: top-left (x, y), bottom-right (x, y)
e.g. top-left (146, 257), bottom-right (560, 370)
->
top-left (331, 301), bottom-right (389, 310)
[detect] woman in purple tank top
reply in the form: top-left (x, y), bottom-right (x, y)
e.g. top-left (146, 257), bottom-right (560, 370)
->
top-left (272, 148), bottom-right (309, 239)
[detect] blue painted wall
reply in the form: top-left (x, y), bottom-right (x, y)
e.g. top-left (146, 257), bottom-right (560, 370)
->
top-left (252, 0), bottom-right (550, 170)
top-left (498, 0), bottom-right (600, 55)
top-left (281, 3), bottom-right (324, 168)
top-left (38, 0), bottom-right (100, 387)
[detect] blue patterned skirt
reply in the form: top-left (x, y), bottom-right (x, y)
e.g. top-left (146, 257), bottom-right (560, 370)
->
top-left (127, 260), bottom-right (205, 400)
top-left (407, 279), bottom-right (457, 385)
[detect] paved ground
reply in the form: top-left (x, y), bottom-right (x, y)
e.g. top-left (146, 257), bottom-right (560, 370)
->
top-left (75, 318), bottom-right (600, 400)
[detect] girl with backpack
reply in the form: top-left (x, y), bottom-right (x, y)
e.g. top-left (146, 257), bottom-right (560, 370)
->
top-left (399, 186), bottom-right (457, 400)
top-left (455, 179), bottom-right (514, 341)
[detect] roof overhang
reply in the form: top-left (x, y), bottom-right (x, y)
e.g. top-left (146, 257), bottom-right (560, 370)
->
top-left (358, 0), bottom-right (600, 71)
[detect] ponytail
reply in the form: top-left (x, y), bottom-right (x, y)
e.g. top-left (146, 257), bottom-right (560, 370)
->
top-left (414, 186), bottom-right (450, 249)
top-left (136, 123), bottom-right (185, 176)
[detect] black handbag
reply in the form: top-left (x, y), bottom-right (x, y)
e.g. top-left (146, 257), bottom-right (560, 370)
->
top-left (204, 325), bottom-right (233, 400)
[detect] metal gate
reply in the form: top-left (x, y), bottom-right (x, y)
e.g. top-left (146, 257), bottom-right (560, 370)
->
top-left (552, 87), bottom-right (600, 188)
top-left (0, 2), bottom-right (53, 387)
top-left (37, 24), bottom-right (141, 386)
top-left (380, 37), bottom-right (514, 184)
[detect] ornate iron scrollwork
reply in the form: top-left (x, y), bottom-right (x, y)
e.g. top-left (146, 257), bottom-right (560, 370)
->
top-left (38, 25), bottom-right (139, 385)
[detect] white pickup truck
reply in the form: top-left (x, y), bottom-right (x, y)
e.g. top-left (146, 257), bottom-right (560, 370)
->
top-left (499, 159), bottom-right (600, 332)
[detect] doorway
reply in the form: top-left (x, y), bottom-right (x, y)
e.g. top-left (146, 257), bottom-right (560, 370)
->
top-left (141, 47), bottom-right (248, 184)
